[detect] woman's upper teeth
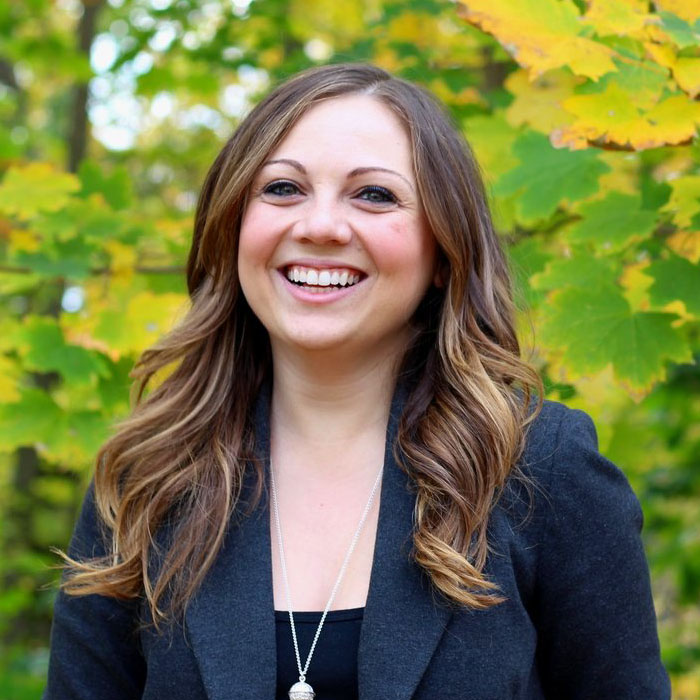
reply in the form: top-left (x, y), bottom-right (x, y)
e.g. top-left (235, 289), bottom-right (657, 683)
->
top-left (286, 266), bottom-right (361, 287)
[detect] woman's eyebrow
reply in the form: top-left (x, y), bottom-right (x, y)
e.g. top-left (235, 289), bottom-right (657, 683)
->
top-left (262, 159), bottom-right (414, 192)
top-left (348, 166), bottom-right (414, 191)
top-left (263, 158), bottom-right (307, 173)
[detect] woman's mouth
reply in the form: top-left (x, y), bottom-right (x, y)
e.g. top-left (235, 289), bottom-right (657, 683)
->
top-left (283, 265), bottom-right (363, 293)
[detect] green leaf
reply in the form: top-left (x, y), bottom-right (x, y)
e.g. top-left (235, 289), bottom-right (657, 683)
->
top-left (493, 131), bottom-right (610, 223)
top-left (0, 389), bottom-right (63, 451)
top-left (531, 253), bottom-right (619, 290)
top-left (539, 285), bottom-right (692, 390)
top-left (659, 11), bottom-right (698, 50)
top-left (567, 192), bottom-right (658, 252)
top-left (0, 164), bottom-right (79, 220)
top-left (78, 160), bottom-right (132, 210)
top-left (463, 114), bottom-right (519, 180)
top-left (14, 317), bottom-right (109, 385)
top-left (647, 254), bottom-right (700, 316)
top-left (507, 237), bottom-right (552, 307)
top-left (594, 59), bottom-right (669, 111)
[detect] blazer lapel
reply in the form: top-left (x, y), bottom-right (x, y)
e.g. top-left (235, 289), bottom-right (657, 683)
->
top-left (358, 390), bottom-right (452, 700)
top-left (185, 390), bottom-right (276, 699)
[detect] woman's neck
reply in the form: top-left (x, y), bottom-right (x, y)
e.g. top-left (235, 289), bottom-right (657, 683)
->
top-left (269, 344), bottom-right (400, 450)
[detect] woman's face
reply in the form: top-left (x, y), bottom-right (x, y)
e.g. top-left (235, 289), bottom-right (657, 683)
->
top-left (237, 94), bottom-right (437, 360)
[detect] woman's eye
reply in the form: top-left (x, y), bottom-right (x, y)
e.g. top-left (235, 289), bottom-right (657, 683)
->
top-left (357, 186), bottom-right (397, 204)
top-left (263, 180), bottom-right (300, 197)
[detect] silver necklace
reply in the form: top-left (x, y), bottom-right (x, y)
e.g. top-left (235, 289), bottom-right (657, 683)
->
top-left (270, 463), bottom-right (383, 700)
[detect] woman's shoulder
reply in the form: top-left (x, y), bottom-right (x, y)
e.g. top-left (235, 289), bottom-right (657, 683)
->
top-left (509, 398), bottom-right (642, 537)
top-left (520, 398), bottom-right (597, 468)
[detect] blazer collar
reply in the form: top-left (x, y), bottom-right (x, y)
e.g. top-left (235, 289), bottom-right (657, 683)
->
top-left (185, 383), bottom-right (451, 699)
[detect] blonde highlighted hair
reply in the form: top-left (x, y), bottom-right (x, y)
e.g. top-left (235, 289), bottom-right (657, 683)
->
top-left (60, 63), bottom-right (542, 625)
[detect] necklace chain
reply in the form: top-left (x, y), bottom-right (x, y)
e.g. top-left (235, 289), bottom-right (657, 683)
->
top-left (270, 463), bottom-right (384, 685)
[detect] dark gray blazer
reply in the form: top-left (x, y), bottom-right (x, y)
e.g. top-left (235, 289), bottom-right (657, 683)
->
top-left (43, 391), bottom-right (670, 699)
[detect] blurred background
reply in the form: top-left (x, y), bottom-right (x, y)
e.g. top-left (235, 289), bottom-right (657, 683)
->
top-left (0, 0), bottom-right (698, 697)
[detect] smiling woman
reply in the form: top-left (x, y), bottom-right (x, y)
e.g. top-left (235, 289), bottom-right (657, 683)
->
top-left (43, 64), bottom-right (670, 700)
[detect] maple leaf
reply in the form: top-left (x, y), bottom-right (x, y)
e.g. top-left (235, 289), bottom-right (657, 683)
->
top-left (504, 68), bottom-right (581, 133)
top-left (554, 83), bottom-right (700, 149)
top-left (567, 192), bottom-right (658, 252)
top-left (92, 291), bottom-right (188, 356)
top-left (584, 0), bottom-right (652, 38)
top-left (0, 389), bottom-right (64, 452)
top-left (531, 255), bottom-right (619, 291)
top-left (539, 285), bottom-right (692, 391)
top-left (0, 163), bottom-right (80, 220)
top-left (456, 0), bottom-right (618, 79)
top-left (13, 316), bottom-right (110, 386)
top-left (493, 131), bottom-right (610, 223)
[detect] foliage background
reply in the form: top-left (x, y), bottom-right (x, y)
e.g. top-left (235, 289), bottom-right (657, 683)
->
top-left (0, 0), bottom-right (698, 697)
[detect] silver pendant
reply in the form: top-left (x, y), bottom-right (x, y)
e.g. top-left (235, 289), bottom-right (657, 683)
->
top-left (288, 680), bottom-right (315, 699)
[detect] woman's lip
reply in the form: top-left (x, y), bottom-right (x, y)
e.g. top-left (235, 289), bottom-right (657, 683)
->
top-left (277, 270), bottom-right (364, 302)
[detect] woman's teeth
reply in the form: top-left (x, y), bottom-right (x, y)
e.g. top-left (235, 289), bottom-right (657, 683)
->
top-left (285, 266), bottom-right (361, 289)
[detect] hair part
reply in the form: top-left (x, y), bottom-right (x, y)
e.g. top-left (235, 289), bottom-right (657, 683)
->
top-left (59, 63), bottom-right (542, 625)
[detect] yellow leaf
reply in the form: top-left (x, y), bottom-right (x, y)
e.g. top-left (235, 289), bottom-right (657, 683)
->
top-left (463, 113), bottom-right (520, 180)
top-left (667, 230), bottom-right (700, 262)
top-left (662, 175), bottom-right (700, 227)
top-left (504, 68), bottom-right (580, 132)
top-left (584, 0), bottom-right (651, 38)
top-left (643, 94), bottom-right (700, 147)
top-left (257, 47), bottom-right (284, 70)
top-left (8, 229), bottom-right (40, 253)
top-left (429, 79), bottom-right (484, 107)
top-left (654, 0), bottom-right (700, 24)
top-left (386, 13), bottom-right (440, 48)
top-left (597, 151), bottom-right (641, 195)
top-left (0, 355), bottom-right (21, 402)
top-left (372, 46), bottom-right (404, 75)
top-left (104, 239), bottom-right (137, 278)
top-left (672, 57), bottom-right (700, 98)
top-left (555, 82), bottom-right (643, 148)
top-left (643, 40), bottom-right (676, 69)
top-left (0, 163), bottom-right (80, 220)
top-left (456, 0), bottom-right (618, 79)
top-left (96, 291), bottom-right (188, 355)
top-left (555, 83), bottom-right (700, 149)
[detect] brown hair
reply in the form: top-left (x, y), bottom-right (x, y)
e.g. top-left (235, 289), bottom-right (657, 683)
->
top-left (60, 63), bottom-right (542, 625)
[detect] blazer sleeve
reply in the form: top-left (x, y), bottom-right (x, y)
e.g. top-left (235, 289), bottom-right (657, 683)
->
top-left (534, 407), bottom-right (670, 698)
top-left (43, 481), bottom-right (146, 700)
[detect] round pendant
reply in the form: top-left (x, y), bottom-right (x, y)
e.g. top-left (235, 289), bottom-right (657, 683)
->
top-left (288, 680), bottom-right (315, 699)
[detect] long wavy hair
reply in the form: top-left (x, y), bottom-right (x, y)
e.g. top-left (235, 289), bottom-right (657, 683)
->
top-left (60, 63), bottom-right (542, 626)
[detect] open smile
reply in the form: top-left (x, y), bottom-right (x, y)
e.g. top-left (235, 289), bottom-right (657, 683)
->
top-left (280, 264), bottom-right (366, 294)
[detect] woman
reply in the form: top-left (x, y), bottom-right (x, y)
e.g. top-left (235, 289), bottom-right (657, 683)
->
top-left (44, 63), bottom-right (670, 699)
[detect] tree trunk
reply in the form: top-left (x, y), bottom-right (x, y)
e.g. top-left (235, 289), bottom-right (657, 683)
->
top-left (67, 0), bottom-right (104, 173)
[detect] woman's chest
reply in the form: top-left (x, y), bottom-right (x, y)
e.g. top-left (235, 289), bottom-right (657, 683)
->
top-left (270, 490), bottom-right (381, 610)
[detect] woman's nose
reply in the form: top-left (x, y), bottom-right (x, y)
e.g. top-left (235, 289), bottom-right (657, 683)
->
top-left (290, 197), bottom-right (353, 245)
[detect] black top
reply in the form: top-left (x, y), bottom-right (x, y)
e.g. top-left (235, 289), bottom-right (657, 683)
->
top-left (275, 608), bottom-right (364, 699)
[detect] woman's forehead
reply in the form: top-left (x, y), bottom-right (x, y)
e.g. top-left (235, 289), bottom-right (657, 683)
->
top-left (267, 94), bottom-right (414, 175)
